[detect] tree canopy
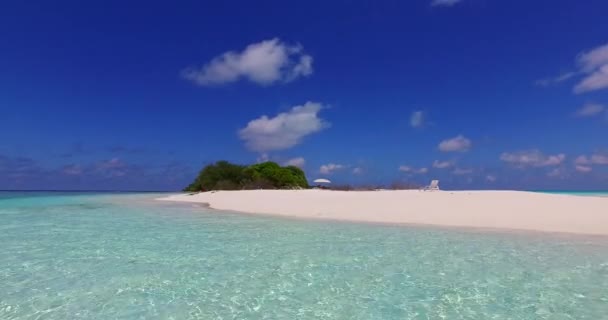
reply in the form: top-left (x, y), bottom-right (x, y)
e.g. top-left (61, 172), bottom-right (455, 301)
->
top-left (184, 161), bottom-right (309, 191)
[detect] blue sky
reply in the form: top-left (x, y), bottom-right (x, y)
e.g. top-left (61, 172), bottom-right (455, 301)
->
top-left (1, 0), bottom-right (608, 190)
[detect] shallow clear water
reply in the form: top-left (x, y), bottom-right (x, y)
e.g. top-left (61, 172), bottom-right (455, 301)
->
top-left (534, 191), bottom-right (608, 197)
top-left (1, 192), bottom-right (607, 319)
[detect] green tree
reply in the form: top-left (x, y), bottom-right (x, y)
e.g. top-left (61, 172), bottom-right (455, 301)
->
top-left (184, 160), bottom-right (309, 191)
top-left (183, 161), bottom-right (246, 191)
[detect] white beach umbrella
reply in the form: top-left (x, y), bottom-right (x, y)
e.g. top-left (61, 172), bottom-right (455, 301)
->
top-left (313, 178), bottom-right (331, 184)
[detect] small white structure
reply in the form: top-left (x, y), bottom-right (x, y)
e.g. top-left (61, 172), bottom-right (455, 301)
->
top-left (313, 178), bottom-right (331, 189)
top-left (422, 180), bottom-right (440, 191)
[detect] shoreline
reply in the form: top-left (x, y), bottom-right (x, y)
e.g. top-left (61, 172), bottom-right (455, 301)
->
top-left (157, 190), bottom-right (608, 236)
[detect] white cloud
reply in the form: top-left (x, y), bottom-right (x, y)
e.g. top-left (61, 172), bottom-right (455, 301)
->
top-left (500, 150), bottom-right (565, 167)
top-left (547, 168), bottom-right (564, 178)
top-left (575, 165), bottom-right (592, 173)
top-left (574, 65), bottom-right (608, 93)
top-left (182, 38), bottom-right (313, 86)
top-left (574, 43), bottom-right (608, 94)
top-left (575, 154), bottom-right (608, 165)
top-left (398, 166), bottom-right (411, 172)
top-left (577, 43), bottom-right (608, 72)
top-left (284, 157), bottom-right (305, 168)
top-left (452, 168), bottom-right (473, 175)
top-left (238, 102), bottom-right (329, 152)
top-left (432, 160), bottom-right (452, 169)
top-left (535, 72), bottom-right (577, 87)
top-left (575, 103), bottom-right (605, 117)
top-left (256, 153), bottom-right (270, 163)
top-left (485, 175), bottom-right (496, 182)
top-left (320, 163), bottom-right (344, 175)
top-left (352, 167), bottom-right (363, 175)
top-left (589, 154), bottom-right (608, 164)
top-left (431, 0), bottom-right (462, 7)
top-left (95, 158), bottom-right (128, 177)
top-left (410, 111), bottom-right (425, 128)
top-left (399, 166), bottom-right (428, 174)
top-left (574, 155), bottom-right (589, 165)
top-left (438, 135), bottom-right (471, 152)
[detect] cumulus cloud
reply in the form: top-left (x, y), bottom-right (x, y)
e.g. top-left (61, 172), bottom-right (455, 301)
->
top-left (352, 167), bottom-right (363, 175)
top-left (431, 0), bottom-right (462, 7)
top-left (182, 38), bottom-right (313, 86)
top-left (399, 166), bottom-right (428, 174)
top-left (574, 43), bottom-right (608, 93)
top-left (284, 157), bottom-right (305, 168)
top-left (432, 160), bottom-right (453, 169)
top-left (438, 135), bottom-right (471, 152)
top-left (410, 111), bottom-right (425, 128)
top-left (485, 175), bottom-right (497, 182)
top-left (500, 150), bottom-right (566, 168)
top-left (238, 102), bottom-right (329, 152)
top-left (578, 43), bottom-right (608, 72)
top-left (320, 163), bottom-right (344, 175)
top-left (575, 103), bottom-right (605, 117)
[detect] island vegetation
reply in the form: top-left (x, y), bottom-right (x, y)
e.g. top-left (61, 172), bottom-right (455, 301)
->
top-left (184, 161), bottom-right (309, 191)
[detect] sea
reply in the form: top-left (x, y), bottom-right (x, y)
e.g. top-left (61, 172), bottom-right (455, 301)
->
top-left (1, 191), bottom-right (607, 319)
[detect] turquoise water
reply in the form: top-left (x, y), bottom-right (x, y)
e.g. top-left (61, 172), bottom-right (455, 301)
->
top-left (1, 192), bottom-right (608, 319)
top-left (534, 191), bottom-right (608, 197)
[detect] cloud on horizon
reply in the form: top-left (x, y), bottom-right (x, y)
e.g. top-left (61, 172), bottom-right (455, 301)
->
top-left (432, 160), bottom-right (453, 169)
top-left (0, 154), bottom-right (193, 191)
top-left (284, 157), bottom-right (306, 168)
top-left (500, 150), bottom-right (566, 168)
top-left (182, 38), bottom-right (313, 86)
top-left (452, 168), bottom-right (473, 175)
top-left (320, 163), bottom-right (345, 175)
top-left (398, 165), bottom-right (428, 174)
top-left (575, 154), bottom-right (608, 166)
top-left (575, 165), bottom-right (592, 173)
top-left (238, 102), bottom-right (330, 152)
top-left (431, 0), bottom-right (462, 7)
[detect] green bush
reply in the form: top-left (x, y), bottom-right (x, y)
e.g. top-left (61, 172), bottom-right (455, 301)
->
top-left (183, 161), bottom-right (309, 191)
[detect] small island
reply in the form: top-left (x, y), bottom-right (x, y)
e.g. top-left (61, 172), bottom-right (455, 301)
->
top-left (183, 161), bottom-right (309, 191)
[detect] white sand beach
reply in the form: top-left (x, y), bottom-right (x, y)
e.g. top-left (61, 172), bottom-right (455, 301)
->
top-left (158, 190), bottom-right (608, 236)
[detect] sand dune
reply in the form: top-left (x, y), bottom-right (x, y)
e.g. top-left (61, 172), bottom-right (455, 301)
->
top-left (158, 190), bottom-right (608, 235)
